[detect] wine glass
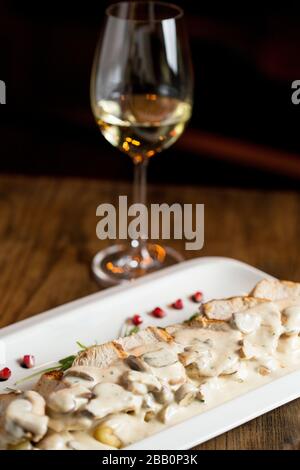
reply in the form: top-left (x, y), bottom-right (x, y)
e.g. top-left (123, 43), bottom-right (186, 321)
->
top-left (91, 1), bottom-right (193, 285)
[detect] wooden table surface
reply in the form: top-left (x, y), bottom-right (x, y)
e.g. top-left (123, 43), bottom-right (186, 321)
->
top-left (0, 173), bottom-right (300, 450)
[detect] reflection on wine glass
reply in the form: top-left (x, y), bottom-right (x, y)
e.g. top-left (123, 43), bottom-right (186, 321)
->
top-left (91, 1), bottom-right (193, 285)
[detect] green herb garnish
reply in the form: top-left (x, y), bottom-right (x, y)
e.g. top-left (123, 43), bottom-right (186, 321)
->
top-left (58, 355), bottom-right (77, 371)
top-left (184, 313), bottom-right (199, 323)
top-left (127, 326), bottom-right (140, 336)
top-left (15, 342), bottom-right (92, 385)
top-left (76, 341), bottom-right (88, 350)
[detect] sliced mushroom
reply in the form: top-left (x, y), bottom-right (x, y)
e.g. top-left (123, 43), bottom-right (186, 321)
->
top-left (241, 329), bottom-right (280, 361)
top-left (100, 412), bottom-right (149, 447)
top-left (48, 412), bottom-right (92, 433)
top-left (47, 384), bottom-right (92, 414)
top-left (282, 306), bottom-right (300, 335)
top-left (179, 346), bottom-right (213, 367)
top-left (4, 392), bottom-right (48, 444)
top-left (151, 361), bottom-right (187, 386)
top-left (85, 383), bottom-right (142, 419)
top-left (143, 393), bottom-right (158, 410)
top-left (258, 355), bottom-right (278, 373)
top-left (233, 312), bottom-right (261, 334)
top-left (142, 348), bottom-right (178, 368)
top-left (240, 339), bottom-right (256, 359)
top-left (239, 302), bottom-right (282, 361)
top-left (158, 404), bottom-right (179, 424)
top-left (63, 366), bottom-right (108, 388)
top-left (24, 391), bottom-right (46, 416)
top-left (153, 385), bottom-right (174, 405)
top-left (186, 351), bottom-right (240, 378)
top-left (64, 370), bottom-right (95, 382)
top-left (175, 383), bottom-right (198, 406)
top-left (279, 334), bottom-right (300, 352)
top-left (37, 431), bottom-right (72, 450)
top-left (142, 393), bottom-right (160, 421)
top-left (122, 370), bottom-right (162, 395)
top-left (186, 362), bottom-right (204, 380)
top-left (126, 381), bottom-right (148, 395)
top-left (126, 355), bottom-right (151, 372)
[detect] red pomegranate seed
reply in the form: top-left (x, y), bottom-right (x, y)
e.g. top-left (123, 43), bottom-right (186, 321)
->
top-left (0, 367), bottom-right (11, 381)
top-left (192, 291), bottom-right (203, 303)
top-left (132, 314), bottom-right (143, 326)
top-left (172, 299), bottom-right (183, 310)
top-left (151, 307), bottom-right (166, 318)
top-left (21, 355), bottom-right (35, 369)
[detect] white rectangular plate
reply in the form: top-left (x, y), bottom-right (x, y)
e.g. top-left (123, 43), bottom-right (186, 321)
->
top-left (1, 256), bottom-right (298, 450)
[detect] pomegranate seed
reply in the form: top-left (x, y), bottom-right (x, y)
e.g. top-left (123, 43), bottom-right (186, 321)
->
top-left (132, 314), bottom-right (143, 326)
top-left (172, 299), bottom-right (183, 310)
top-left (21, 355), bottom-right (35, 369)
top-left (0, 367), bottom-right (11, 381)
top-left (151, 307), bottom-right (166, 318)
top-left (192, 291), bottom-right (203, 303)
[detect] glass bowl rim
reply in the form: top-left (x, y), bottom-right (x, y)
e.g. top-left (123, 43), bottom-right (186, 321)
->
top-left (106, 1), bottom-right (184, 22)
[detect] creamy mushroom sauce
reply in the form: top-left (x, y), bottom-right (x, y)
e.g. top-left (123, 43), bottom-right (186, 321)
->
top-left (3, 301), bottom-right (300, 450)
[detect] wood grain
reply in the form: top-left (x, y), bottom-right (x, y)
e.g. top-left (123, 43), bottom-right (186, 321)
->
top-left (0, 174), bottom-right (300, 449)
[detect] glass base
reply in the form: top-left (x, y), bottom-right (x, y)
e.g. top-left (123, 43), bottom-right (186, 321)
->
top-left (92, 243), bottom-right (184, 286)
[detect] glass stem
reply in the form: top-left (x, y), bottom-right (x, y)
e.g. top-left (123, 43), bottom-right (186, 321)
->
top-left (133, 160), bottom-right (148, 208)
top-left (133, 160), bottom-right (148, 253)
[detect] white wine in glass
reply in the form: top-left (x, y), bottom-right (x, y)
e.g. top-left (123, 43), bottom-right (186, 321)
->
top-left (95, 94), bottom-right (192, 163)
top-left (91, 1), bottom-right (193, 285)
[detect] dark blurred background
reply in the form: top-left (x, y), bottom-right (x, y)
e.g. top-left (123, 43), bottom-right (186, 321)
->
top-left (0, 1), bottom-right (300, 188)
